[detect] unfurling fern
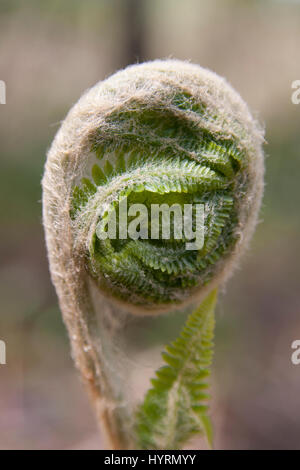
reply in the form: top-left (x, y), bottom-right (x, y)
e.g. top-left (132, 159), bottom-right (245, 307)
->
top-left (42, 60), bottom-right (264, 449)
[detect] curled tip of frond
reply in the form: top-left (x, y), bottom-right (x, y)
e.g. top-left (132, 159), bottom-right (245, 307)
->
top-left (43, 60), bottom-right (264, 315)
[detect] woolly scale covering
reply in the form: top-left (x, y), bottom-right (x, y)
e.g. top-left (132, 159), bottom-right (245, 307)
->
top-left (42, 60), bottom-right (264, 448)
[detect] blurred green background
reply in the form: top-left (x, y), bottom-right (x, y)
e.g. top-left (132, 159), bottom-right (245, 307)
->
top-left (0, 0), bottom-right (300, 449)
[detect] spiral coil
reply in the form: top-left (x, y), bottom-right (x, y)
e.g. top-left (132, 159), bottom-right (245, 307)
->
top-left (68, 62), bottom-right (263, 309)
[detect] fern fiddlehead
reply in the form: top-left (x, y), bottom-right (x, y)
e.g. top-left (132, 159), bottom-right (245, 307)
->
top-left (42, 60), bottom-right (264, 449)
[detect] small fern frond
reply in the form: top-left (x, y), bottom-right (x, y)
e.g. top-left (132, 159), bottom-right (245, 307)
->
top-left (135, 289), bottom-right (217, 450)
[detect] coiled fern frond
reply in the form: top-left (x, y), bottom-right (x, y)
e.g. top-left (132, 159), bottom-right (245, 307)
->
top-left (42, 60), bottom-right (264, 449)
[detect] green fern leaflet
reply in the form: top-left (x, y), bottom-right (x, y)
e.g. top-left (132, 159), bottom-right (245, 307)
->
top-left (135, 289), bottom-right (217, 450)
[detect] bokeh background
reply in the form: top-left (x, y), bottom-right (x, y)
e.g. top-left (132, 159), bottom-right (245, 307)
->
top-left (0, 0), bottom-right (300, 450)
